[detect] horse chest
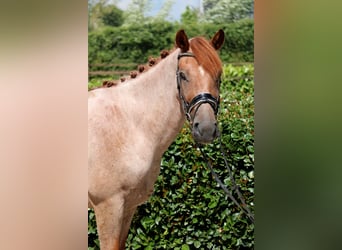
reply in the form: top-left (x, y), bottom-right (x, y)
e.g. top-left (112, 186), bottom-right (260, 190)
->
top-left (125, 160), bottom-right (161, 206)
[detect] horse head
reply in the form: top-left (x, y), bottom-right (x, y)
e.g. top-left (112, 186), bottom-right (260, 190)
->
top-left (175, 29), bottom-right (225, 144)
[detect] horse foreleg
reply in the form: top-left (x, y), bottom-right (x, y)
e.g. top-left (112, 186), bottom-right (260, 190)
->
top-left (119, 206), bottom-right (138, 249)
top-left (93, 196), bottom-right (124, 250)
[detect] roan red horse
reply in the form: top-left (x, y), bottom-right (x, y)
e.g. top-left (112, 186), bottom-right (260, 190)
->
top-left (88, 29), bottom-right (225, 250)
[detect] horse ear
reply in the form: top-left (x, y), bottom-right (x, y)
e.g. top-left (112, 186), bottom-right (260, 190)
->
top-left (211, 29), bottom-right (225, 50)
top-left (175, 29), bottom-right (189, 52)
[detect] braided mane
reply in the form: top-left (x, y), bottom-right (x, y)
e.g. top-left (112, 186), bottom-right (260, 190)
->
top-left (90, 34), bottom-right (221, 90)
top-left (93, 49), bottom-right (172, 90)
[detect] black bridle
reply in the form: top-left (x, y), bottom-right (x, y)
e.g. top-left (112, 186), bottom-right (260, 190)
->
top-left (176, 52), bottom-right (220, 124)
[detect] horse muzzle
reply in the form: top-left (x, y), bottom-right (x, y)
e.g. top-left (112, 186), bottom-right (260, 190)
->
top-left (191, 104), bottom-right (219, 144)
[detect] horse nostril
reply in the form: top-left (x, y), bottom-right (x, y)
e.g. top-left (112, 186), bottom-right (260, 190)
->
top-left (193, 122), bottom-right (202, 135)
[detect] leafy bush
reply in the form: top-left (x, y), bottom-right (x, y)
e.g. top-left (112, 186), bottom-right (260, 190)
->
top-left (88, 20), bottom-right (254, 74)
top-left (88, 64), bottom-right (254, 249)
top-left (89, 21), bottom-right (175, 66)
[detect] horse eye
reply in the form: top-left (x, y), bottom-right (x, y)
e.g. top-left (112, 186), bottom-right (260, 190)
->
top-left (179, 72), bottom-right (188, 81)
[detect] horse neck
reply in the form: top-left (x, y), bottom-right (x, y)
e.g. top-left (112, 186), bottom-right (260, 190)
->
top-left (123, 49), bottom-right (185, 154)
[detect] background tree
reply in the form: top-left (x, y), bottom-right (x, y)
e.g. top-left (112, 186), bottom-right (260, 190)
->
top-left (89, 0), bottom-right (108, 30)
top-left (101, 5), bottom-right (124, 27)
top-left (153, 0), bottom-right (175, 22)
top-left (124, 0), bottom-right (175, 25)
top-left (180, 6), bottom-right (199, 25)
top-left (202, 0), bottom-right (216, 13)
top-left (202, 0), bottom-right (254, 23)
top-left (88, 0), bottom-right (123, 30)
top-left (123, 0), bottom-right (152, 25)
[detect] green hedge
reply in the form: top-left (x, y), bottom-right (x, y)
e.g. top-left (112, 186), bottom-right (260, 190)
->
top-left (88, 19), bottom-right (254, 72)
top-left (88, 21), bottom-right (175, 68)
top-left (88, 64), bottom-right (254, 249)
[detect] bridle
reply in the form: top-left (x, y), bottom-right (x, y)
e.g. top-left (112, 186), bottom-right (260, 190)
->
top-left (176, 52), bottom-right (220, 124)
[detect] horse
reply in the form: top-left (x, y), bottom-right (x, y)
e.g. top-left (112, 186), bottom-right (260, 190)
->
top-left (88, 29), bottom-right (225, 250)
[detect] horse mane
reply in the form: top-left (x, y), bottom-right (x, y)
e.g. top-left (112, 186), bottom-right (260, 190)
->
top-left (90, 34), bottom-right (222, 91)
top-left (92, 49), bottom-right (172, 90)
top-left (189, 37), bottom-right (222, 81)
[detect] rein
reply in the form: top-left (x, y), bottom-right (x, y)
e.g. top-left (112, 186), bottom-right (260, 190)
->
top-left (176, 52), bottom-right (220, 124)
top-left (197, 138), bottom-right (255, 223)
